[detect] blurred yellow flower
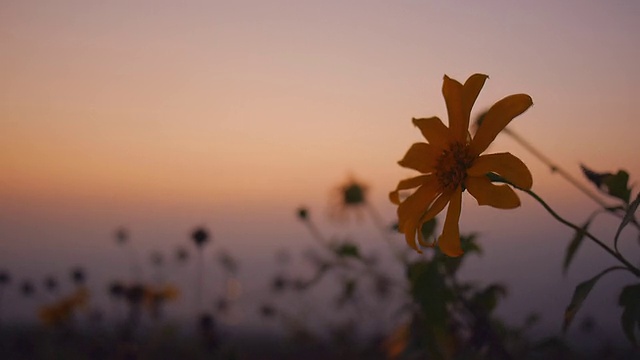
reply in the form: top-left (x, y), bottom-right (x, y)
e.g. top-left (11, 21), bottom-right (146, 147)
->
top-left (38, 287), bottom-right (89, 326)
top-left (390, 74), bottom-right (533, 256)
top-left (329, 176), bottom-right (369, 222)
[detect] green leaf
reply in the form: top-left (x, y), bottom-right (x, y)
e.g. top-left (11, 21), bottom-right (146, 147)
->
top-left (580, 164), bottom-right (612, 189)
top-left (333, 243), bottom-right (360, 259)
top-left (614, 193), bottom-right (640, 249)
top-left (440, 234), bottom-right (481, 274)
top-left (618, 284), bottom-right (640, 346)
top-left (563, 219), bottom-right (592, 275)
top-left (420, 218), bottom-right (437, 243)
top-left (603, 170), bottom-right (631, 203)
top-left (563, 269), bottom-right (615, 332)
top-left (473, 284), bottom-right (507, 314)
top-left (407, 260), bottom-right (450, 325)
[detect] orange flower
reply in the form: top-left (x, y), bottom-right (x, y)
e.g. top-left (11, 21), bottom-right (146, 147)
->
top-left (390, 74), bottom-right (533, 256)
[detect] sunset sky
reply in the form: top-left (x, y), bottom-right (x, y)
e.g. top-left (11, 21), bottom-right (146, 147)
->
top-left (1, 1), bottom-right (639, 337)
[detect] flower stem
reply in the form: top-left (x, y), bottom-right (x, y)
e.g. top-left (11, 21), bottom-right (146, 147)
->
top-left (504, 127), bottom-right (640, 231)
top-left (517, 186), bottom-right (640, 277)
top-left (196, 248), bottom-right (203, 314)
top-left (503, 128), bottom-right (610, 208)
top-left (365, 202), bottom-right (406, 262)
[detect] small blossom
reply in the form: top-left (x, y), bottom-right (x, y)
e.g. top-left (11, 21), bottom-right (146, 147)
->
top-left (191, 227), bottom-right (211, 248)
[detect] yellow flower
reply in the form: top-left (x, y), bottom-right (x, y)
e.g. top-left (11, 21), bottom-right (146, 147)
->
top-left (390, 74), bottom-right (533, 257)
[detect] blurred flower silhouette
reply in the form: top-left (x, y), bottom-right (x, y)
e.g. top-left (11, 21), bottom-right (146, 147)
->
top-left (175, 246), bottom-right (189, 264)
top-left (329, 177), bottom-right (369, 222)
top-left (71, 267), bottom-right (86, 286)
top-left (143, 284), bottom-right (179, 319)
top-left (38, 287), bottom-right (89, 327)
top-left (43, 276), bottom-right (58, 293)
top-left (109, 281), bottom-right (125, 299)
top-left (390, 74), bottom-right (533, 256)
top-left (20, 280), bottom-right (35, 297)
top-left (191, 227), bottom-right (211, 248)
top-left (0, 271), bottom-right (10, 287)
top-left (115, 227), bottom-right (129, 245)
top-left (296, 207), bottom-right (308, 221)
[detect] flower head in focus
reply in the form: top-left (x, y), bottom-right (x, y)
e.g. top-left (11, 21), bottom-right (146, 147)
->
top-left (390, 74), bottom-right (533, 256)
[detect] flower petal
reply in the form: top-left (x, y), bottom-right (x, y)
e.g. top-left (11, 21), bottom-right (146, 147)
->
top-left (466, 175), bottom-right (521, 209)
top-left (442, 75), bottom-right (465, 142)
top-left (438, 186), bottom-right (463, 257)
top-left (397, 142), bottom-right (437, 174)
top-left (397, 179), bottom-right (439, 252)
top-left (467, 152), bottom-right (533, 189)
top-left (416, 191), bottom-right (453, 247)
top-left (462, 74), bottom-right (488, 128)
top-left (389, 174), bottom-right (433, 205)
top-left (470, 94), bottom-right (533, 156)
top-left (412, 117), bottom-right (452, 151)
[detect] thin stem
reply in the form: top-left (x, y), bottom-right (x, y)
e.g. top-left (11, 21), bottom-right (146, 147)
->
top-left (196, 248), bottom-right (203, 314)
top-left (518, 186), bottom-right (640, 277)
top-left (504, 128), bottom-right (640, 232)
top-left (302, 219), bottom-right (328, 247)
top-left (503, 128), bottom-right (611, 208)
top-left (0, 287), bottom-right (3, 328)
top-left (365, 202), bottom-right (407, 263)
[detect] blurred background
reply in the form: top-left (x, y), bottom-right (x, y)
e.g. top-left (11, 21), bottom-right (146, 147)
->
top-left (1, 0), bottom-right (639, 356)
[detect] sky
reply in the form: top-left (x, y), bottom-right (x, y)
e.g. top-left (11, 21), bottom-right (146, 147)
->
top-left (1, 0), bottom-right (639, 342)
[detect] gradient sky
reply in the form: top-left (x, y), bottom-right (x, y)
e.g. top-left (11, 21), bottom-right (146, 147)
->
top-left (1, 0), bottom-right (639, 339)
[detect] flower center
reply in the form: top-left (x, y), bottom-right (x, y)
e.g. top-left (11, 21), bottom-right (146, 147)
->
top-left (434, 142), bottom-right (474, 191)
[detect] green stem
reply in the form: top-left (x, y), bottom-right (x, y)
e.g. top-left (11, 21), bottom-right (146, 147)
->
top-left (504, 127), bottom-right (640, 231)
top-left (503, 128), bottom-right (611, 208)
top-left (518, 186), bottom-right (640, 277)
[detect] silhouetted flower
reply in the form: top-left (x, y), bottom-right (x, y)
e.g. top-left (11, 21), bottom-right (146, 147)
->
top-left (125, 284), bottom-right (145, 306)
top-left (271, 275), bottom-right (288, 293)
top-left (108, 281), bottom-right (125, 299)
top-left (191, 227), bottom-right (211, 248)
top-left (329, 177), bottom-right (369, 222)
top-left (43, 276), bottom-right (58, 292)
top-left (391, 74), bottom-right (533, 256)
top-left (20, 280), bottom-right (35, 297)
top-left (115, 227), bottom-right (129, 245)
top-left (0, 271), bottom-right (11, 286)
top-left (259, 304), bottom-right (276, 318)
top-left (296, 207), bottom-right (309, 221)
top-left (175, 247), bottom-right (189, 263)
top-left (38, 287), bottom-right (89, 327)
top-left (143, 284), bottom-right (179, 318)
top-left (71, 267), bottom-right (86, 285)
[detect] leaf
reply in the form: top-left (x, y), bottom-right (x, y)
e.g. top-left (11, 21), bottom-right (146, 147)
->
top-left (563, 269), bottom-right (614, 332)
top-left (614, 193), bottom-right (640, 248)
top-left (440, 234), bottom-right (482, 274)
top-left (618, 284), bottom-right (640, 346)
top-left (563, 219), bottom-right (592, 275)
top-left (420, 218), bottom-right (437, 243)
top-left (334, 243), bottom-right (360, 259)
top-left (580, 164), bottom-right (612, 189)
top-left (407, 260), bottom-right (450, 325)
top-left (473, 284), bottom-right (507, 314)
top-left (603, 170), bottom-right (631, 203)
